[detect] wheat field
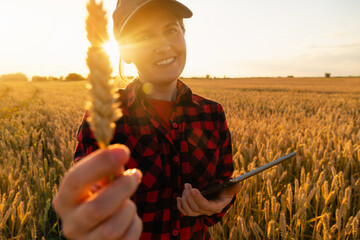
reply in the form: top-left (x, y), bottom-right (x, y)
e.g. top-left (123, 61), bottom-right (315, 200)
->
top-left (0, 77), bottom-right (359, 239)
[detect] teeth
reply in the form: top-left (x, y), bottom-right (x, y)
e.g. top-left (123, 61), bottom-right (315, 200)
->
top-left (155, 57), bottom-right (175, 66)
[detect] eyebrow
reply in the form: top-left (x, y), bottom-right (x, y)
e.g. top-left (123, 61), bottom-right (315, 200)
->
top-left (164, 22), bottom-right (180, 28)
top-left (133, 30), bottom-right (150, 38)
top-left (132, 21), bottom-right (180, 37)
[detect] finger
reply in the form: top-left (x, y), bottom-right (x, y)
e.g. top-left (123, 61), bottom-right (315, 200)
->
top-left (84, 200), bottom-right (137, 240)
top-left (114, 164), bottom-right (125, 178)
top-left (188, 188), bottom-right (215, 216)
top-left (183, 186), bottom-right (203, 214)
top-left (195, 188), bottom-right (234, 215)
top-left (71, 169), bottom-right (142, 233)
top-left (90, 183), bottom-right (101, 194)
top-left (181, 185), bottom-right (201, 216)
top-left (177, 197), bottom-right (187, 216)
top-left (60, 144), bottom-right (130, 205)
top-left (189, 189), bottom-right (213, 215)
top-left (180, 186), bottom-right (193, 215)
top-left (122, 214), bottom-right (143, 240)
top-left (90, 164), bottom-right (126, 194)
top-left (191, 189), bottom-right (220, 215)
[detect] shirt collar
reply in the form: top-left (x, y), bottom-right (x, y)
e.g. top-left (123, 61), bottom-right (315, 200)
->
top-left (123, 78), bottom-right (198, 108)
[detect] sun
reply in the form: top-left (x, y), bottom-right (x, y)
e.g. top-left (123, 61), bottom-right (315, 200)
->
top-left (103, 39), bottom-right (120, 75)
top-left (103, 38), bottom-right (138, 78)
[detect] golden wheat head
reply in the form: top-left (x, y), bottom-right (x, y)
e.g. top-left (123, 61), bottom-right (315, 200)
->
top-left (85, 0), bottom-right (122, 149)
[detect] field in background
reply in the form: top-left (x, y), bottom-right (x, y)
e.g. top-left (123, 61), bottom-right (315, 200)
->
top-left (0, 78), bottom-right (359, 239)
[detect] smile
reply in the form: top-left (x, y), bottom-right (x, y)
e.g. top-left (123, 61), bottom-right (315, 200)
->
top-left (155, 57), bottom-right (175, 66)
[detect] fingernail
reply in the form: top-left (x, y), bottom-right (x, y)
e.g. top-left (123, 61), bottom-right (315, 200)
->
top-left (124, 168), bottom-right (142, 183)
top-left (133, 169), bottom-right (142, 183)
top-left (185, 183), bottom-right (191, 189)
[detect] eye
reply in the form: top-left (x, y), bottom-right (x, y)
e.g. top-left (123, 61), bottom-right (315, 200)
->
top-left (136, 34), bottom-right (151, 42)
top-left (166, 27), bottom-right (179, 35)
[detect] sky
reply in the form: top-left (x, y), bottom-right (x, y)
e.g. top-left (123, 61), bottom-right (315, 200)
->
top-left (0, 0), bottom-right (360, 78)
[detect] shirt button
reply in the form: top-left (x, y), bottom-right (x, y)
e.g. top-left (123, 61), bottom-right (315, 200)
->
top-left (173, 156), bottom-right (179, 162)
top-left (172, 229), bottom-right (179, 236)
top-left (172, 122), bottom-right (178, 129)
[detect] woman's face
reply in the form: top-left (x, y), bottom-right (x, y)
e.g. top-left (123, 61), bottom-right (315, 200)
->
top-left (120, 8), bottom-right (187, 87)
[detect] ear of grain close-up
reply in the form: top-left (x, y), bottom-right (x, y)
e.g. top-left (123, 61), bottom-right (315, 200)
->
top-left (85, 0), bottom-right (122, 150)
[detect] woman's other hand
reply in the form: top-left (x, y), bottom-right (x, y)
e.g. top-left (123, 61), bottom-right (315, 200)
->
top-left (177, 182), bottom-right (240, 217)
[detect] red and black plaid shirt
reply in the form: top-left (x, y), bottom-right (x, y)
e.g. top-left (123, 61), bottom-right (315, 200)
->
top-left (74, 79), bottom-right (234, 239)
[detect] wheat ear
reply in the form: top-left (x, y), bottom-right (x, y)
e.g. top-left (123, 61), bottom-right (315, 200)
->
top-left (85, 0), bottom-right (122, 149)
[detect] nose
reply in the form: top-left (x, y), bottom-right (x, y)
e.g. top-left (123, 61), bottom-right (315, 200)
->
top-left (153, 37), bottom-right (171, 54)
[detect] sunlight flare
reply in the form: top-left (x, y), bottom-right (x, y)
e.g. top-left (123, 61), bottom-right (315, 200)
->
top-left (103, 39), bottom-right (120, 73)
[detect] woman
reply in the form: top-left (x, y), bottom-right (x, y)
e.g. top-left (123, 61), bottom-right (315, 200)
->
top-left (53, 0), bottom-right (240, 239)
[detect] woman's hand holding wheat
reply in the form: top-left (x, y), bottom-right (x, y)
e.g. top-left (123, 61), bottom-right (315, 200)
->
top-left (52, 145), bottom-right (142, 239)
top-left (52, 1), bottom-right (142, 239)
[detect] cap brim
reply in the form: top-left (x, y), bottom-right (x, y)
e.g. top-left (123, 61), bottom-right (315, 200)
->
top-left (119, 0), bottom-right (192, 37)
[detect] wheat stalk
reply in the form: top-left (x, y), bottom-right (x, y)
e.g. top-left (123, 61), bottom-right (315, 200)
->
top-left (85, 0), bottom-right (122, 150)
top-left (267, 220), bottom-right (275, 238)
top-left (280, 211), bottom-right (287, 238)
top-left (352, 216), bottom-right (359, 237)
top-left (264, 200), bottom-right (270, 221)
top-left (343, 186), bottom-right (352, 209)
top-left (345, 216), bottom-right (354, 235)
top-left (238, 215), bottom-right (249, 238)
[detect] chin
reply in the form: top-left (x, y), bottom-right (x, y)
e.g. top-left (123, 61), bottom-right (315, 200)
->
top-left (149, 72), bottom-right (181, 86)
top-left (156, 77), bottom-right (179, 86)
top-left (139, 68), bottom-right (183, 86)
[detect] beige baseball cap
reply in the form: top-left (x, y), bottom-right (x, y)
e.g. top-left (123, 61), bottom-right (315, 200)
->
top-left (113, 0), bottom-right (192, 42)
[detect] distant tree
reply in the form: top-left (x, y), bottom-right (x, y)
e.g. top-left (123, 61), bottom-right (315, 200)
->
top-left (205, 74), bottom-right (211, 79)
top-left (0, 72), bottom-right (28, 82)
top-left (31, 76), bottom-right (48, 82)
top-left (65, 73), bottom-right (85, 81)
top-left (325, 73), bottom-right (331, 78)
top-left (287, 75), bottom-right (294, 78)
top-left (48, 76), bottom-right (60, 81)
